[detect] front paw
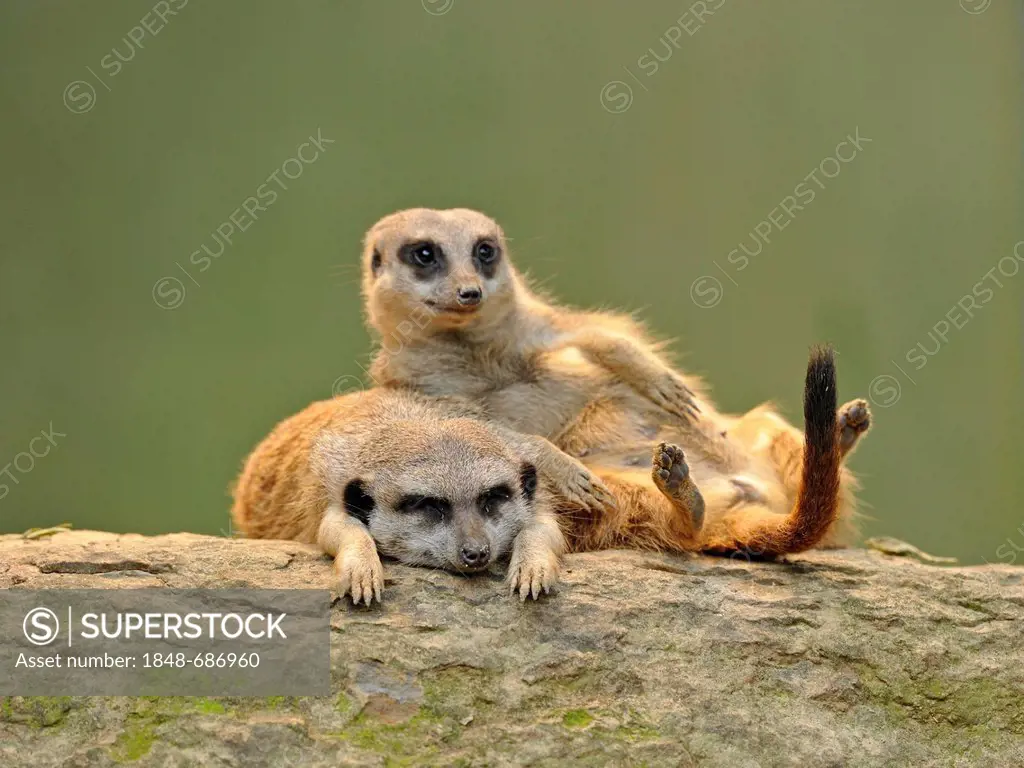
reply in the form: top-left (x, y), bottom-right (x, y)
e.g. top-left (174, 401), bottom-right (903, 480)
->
top-left (335, 544), bottom-right (384, 606)
top-left (561, 461), bottom-right (617, 513)
top-left (507, 549), bottom-right (560, 601)
top-left (644, 374), bottom-right (700, 424)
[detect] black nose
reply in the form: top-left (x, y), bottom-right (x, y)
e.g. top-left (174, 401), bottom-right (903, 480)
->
top-left (456, 287), bottom-right (482, 306)
top-left (460, 544), bottom-right (490, 568)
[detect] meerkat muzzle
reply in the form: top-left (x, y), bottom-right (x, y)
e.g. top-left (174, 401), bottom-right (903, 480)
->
top-left (456, 286), bottom-right (482, 307)
top-left (459, 543), bottom-right (491, 570)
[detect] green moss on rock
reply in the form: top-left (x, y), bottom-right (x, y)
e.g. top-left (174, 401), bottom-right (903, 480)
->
top-left (109, 697), bottom-right (225, 763)
top-left (191, 698), bottom-right (226, 715)
top-left (421, 665), bottom-right (498, 719)
top-left (111, 718), bottom-right (158, 763)
top-left (854, 665), bottom-right (1024, 736)
top-left (0, 696), bottom-right (74, 728)
top-left (562, 709), bottom-right (594, 728)
top-left (335, 692), bottom-right (354, 714)
top-left (333, 709), bottom-right (447, 765)
top-left (613, 717), bottom-right (661, 743)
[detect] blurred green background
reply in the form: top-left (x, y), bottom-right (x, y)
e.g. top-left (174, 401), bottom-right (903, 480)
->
top-left (0, 1), bottom-right (1020, 564)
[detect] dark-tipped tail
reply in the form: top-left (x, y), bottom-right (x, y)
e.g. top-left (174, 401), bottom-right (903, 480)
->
top-left (740, 346), bottom-right (842, 557)
top-left (784, 345), bottom-right (841, 552)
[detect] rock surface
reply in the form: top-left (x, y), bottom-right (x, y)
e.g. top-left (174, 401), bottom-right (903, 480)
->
top-left (1, 531), bottom-right (1023, 767)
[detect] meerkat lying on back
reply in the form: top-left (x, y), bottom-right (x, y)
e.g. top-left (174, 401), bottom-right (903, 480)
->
top-left (232, 388), bottom-right (610, 603)
top-left (360, 208), bottom-right (872, 557)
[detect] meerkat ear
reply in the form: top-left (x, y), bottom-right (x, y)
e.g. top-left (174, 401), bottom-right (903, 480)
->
top-left (519, 463), bottom-right (538, 502)
top-left (370, 249), bottom-right (383, 277)
top-left (343, 479), bottom-right (375, 524)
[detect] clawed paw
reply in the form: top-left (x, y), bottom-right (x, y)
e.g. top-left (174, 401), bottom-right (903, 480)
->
top-left (335, 547), bottom-right (384, 606)
top-left (506, 550), bottom-right (560, 601)
top-left (562, 462), bottom-right (618, 513)
top-left (644, 375), bottom-right (701, 424)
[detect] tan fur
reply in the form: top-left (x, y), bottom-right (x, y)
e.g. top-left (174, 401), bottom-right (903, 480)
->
top-left (360, 208), bottom-right (872, 557)
top-left (232, 388), bottom-right (587, 602)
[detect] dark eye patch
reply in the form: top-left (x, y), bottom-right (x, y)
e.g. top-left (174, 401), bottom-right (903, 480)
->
top-left (472, 239), bottom-right (501, 279)
top-left (397, 494), bottom-right (451, 521)
top-left (478, 483), bottom-right (513, 517)
top-left (398, 240), bottom-right (446, 279)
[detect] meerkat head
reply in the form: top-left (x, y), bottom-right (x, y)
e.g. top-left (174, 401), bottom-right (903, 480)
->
top-left (342, 419), bottom-right (538, 573)
top-left (361, 208), bottom-right (519, 339)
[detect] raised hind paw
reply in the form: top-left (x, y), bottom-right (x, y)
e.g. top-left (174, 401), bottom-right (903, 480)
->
top-left (838, 399), bottom-right (871, 456)
top-left (652, 442), bottom-right (705, 532)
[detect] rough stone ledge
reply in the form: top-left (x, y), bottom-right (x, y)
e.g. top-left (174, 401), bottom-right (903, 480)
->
top-left (1, 531), bottom-right (1023, 767)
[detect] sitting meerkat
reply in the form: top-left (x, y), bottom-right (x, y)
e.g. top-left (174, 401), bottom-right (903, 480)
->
top-left (359, 208), bottom-right (872, 556)
top-left (231, 388), bottom-right (610, 603)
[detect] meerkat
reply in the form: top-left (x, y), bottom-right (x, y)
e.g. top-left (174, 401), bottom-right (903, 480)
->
top-left (359, 208), bottom-right (872, 557)
top-left (231, 388), bottom-right (615, 603)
